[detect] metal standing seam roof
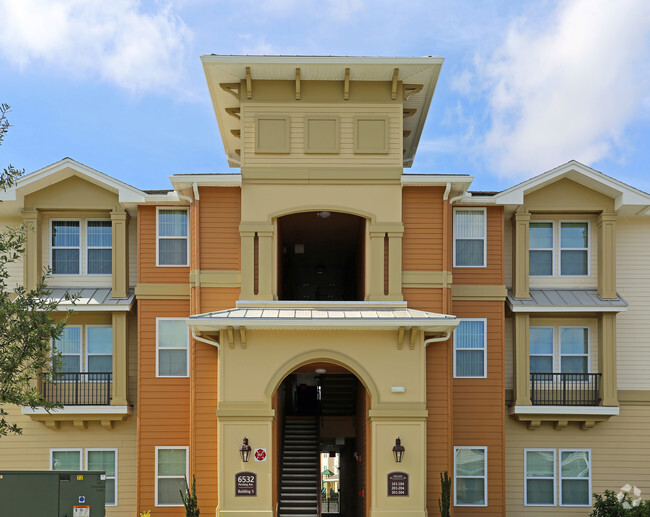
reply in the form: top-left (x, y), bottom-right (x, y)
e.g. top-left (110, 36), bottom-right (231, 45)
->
top-left (507, 289), bottom-right (628, 312)
top-left (189, 305), bottom-right (458, 331)
top-left (41, 287), bottom-right (135, 311)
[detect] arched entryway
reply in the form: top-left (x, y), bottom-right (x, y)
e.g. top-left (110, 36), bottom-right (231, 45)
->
top-left (273, 361), bottom-right (371, 517)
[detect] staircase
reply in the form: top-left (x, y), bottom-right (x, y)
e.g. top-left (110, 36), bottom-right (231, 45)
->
top-left (279, 416), bottom-right (320, 516)
top-left (320, 375), bottom-right (358, 416)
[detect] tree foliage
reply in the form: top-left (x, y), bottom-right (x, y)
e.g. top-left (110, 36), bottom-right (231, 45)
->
top-left (0, 104), bottom-right (72, 436)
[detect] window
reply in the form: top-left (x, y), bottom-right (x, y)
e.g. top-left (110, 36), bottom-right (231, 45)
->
top-left (51, 449), bottom-right (82, 470)
top-left (156, 319), bottom-right (189, 377)
top-left (454, 319), bottom-right (487, 378)
top-left (51, 218), bottom-right (112, 275)
top-left (529, 220), bottom-right (589, 277)
top-left (87, 220), bottom-right (112, 275)
top-left (156, 447), bottom-right (188, 507)
top-left (560, 222), bottom-right (589, 276)
top-left (454, 446), bottom-right (487, 506)
top-left (529, 222), bottom-right (553, 276)
top-left (525, 449), bottom-right (556, 506)
top-left (454, 208), bottom-right (486, 267)
top-left (525, 449), bottom-right (591, 507)
top-left (157, 209), bottom-right (188, 266)
top-left (530, 326), bottom-right (589, 374)
top-left (87, 449), bottom-right (118, 506)
top-left (560, 449), bottom-right (591, 506)
top-left (51, 220), bottom-right (81, 275)
top-left (53, 325), bottom-right (113, 374)
top-left (51, 449), bottom-right (118, 506)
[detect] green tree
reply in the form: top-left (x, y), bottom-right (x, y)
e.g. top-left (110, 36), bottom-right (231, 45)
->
top-left (0, 104), bottom-right (72, 436)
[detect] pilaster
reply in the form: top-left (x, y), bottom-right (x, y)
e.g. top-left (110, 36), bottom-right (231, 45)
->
top-left (513, 313), bottom-right (531, 406)
top-left (512, 210), bottom-right (530, 299)
top-left (111, 312), bottom-right (128, 406)
top-left (21, 210), bottom-right (41, 291)
top-left (111, 210), bottom-right (129, 298)
top-left (597, 212), bottom-right (617, 299)
top-left (598, 313), bottom-right (618, 407)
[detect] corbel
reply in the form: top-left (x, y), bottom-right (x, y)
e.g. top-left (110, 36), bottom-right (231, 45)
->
top-left (527, 420), bottom-right (541, 430)
top-left (409, 328), bottom-right (418, 350)
top-left (403, 108), bottom-right (416, 118)
top-left (101, 420), bottom-right (114, 430)
top-left (245, 66), bottom-right (252, 99)
top-left (403, 84), bottom-right (423, 100)
top-left (227, 326), bottom-right (235, 349)
top-left (45, 421), bottom-right (61, 431)
top-left (231, 129), bottom-right (241, 138)
top-left (225, 107), bottom-right (241, 120)
top-left (295, 68), bottom-right (301, 100)
top-left (73, 420), bottom-right (87, 430)
top-left (397, 327), bottom-right (405, 350)
top-left (391, 68), bottom-right (399, 100)
top-left (581, 420), bottom-right (596, 430)
top-left (403, 130), bottom-right (411, 137)
top-left (344, 68), bottom-right (350, 100)
top-left (220, 83), bottom-right (240, 99)
top-left (239, 327), bottom-right (247, 349)
top-left (554, 420), bottom-right (568, 430)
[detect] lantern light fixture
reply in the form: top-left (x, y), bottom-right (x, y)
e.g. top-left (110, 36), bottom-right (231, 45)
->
top-left (392, 437), bottom-right (405, 463)
top-left (239, 437), bottom-right (252, 462)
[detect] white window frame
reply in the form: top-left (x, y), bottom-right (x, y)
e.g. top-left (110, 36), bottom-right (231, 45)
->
top-left (559, 449), bottom-right (592, 507)
top-left (529, 326), bottom-right (554, 374)
top-left (50, 218), bottom-right (82, 276)
top-left (453, 318), bottom-right (487, 379)
top-left (52, 325), bottom-right (83, 374)
top-left (559, 220), bottom-right (590, 277)
top-left (86, 218), bottom-right (113, 276)
top-left (156, 207), bottom-right (189, 267)
top-left (155, 446), bottom-right (189, 507)
top-left (529, 220), bottom-right (555, 277)
top-left (453, 446), bottom-right (488, 507)
top-left (524, 448), bottom-right (556, 506)
top-left (50, 448), bottom-right (82, 470)
top-left (453, 207), bottom-right (487, 268)
top-left (559, 326), bottom-right (590, 374)
top-left (156, 318), bottom-right (190, 378)
top-left (86, 448), bottom-right (118, 507)
top-left (85, 325), bottom-right (114, 376)
top-left (529, 325), bottom-right (590, 374)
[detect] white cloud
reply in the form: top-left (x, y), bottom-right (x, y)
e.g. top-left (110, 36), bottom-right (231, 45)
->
top-left (475, 0), bottom-right (650, 178)
top-left (0, 0), bottom-right (193, 95)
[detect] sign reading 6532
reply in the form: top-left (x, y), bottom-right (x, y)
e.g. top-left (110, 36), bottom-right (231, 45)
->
top-left (235, 471), bottom-right (257, 496)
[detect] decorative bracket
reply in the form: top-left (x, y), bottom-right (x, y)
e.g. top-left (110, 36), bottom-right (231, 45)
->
top-left (220, 83), bottom-right (241, 99)
top-left (295, 68), bottom-right (301, 100)
top-left (245, 66), bottom-right (252, 99)
top-left (391, 68), bottom-right (399, 100)
top-left (403, 84), bottom-right (423, 100)
top-left (344, 68), bottom-right (350, 100)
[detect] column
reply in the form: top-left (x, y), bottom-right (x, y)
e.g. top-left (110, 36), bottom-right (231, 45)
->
top-left (368, 229), bottom-right (385, 300)
top-left (512, 210), bottom-right (530, 299)
top-left (597, 212), bottom-right (617, 299)
top-left (111, 210), bottom-right (129, 298)
top-left (598, 313), bottom-right (618, 407)
top-left (21, 210), bottom-right (41, 291)
top-left (239, 224), bottom-right (256, 299)
top-left (111, 312), bottom-right (128, 406)
top-left (513, 313), bottom-right (531, 406)
top-left (387, 228), bottom-right (404, 302)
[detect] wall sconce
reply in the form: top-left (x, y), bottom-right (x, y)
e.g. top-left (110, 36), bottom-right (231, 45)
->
top-left (392, 437), bottom-right (405, 463)
top-left (239, 437), bottom-right (252, 462)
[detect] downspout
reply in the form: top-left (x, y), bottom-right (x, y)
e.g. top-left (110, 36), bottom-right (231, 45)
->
top-left (442, 182), bottom-right (451, 313)
top-left (423, 331), bottom-right (453, 346)
top-left (192, 330), bottom-right (220, 350)
top-left (449, 191), bottom-right (471, 204)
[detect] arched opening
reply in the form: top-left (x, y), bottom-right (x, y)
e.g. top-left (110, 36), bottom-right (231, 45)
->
top-left (273, 362), bottom-right (370, 517)
top-left (277, 212), bottom-right (365, 301)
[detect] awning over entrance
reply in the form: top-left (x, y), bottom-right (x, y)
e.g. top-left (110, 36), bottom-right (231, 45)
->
top-left (188, 301), bottom-right (459, 334)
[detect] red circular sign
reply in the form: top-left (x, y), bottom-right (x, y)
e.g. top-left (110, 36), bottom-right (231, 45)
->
top-left (254, 449), bottom-right (266, 461)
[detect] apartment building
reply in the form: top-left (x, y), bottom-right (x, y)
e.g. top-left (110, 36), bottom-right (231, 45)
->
top-left (0, 54), bottom-right (647, 517)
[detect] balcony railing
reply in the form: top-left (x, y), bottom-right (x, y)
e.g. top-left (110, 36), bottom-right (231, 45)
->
top-left (530, 373), bottom-right (601, 406)
top-left (41, 372), bottom-right (112, 405)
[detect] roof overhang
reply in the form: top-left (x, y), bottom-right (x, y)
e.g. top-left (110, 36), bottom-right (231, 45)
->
top-left (42, 287), bottom-right (135, 312)
top-left (201, 55), bottom-right (444, 169)
top-left (188, 300), bottom-right (458, 333)
top-left (507, 289), bottom-right (628, 313)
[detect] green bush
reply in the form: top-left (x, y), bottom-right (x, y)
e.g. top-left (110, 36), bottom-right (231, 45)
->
top-left (591, 487), bottom-right (650, 517)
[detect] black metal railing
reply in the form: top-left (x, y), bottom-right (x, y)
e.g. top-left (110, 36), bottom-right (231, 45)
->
top-left (321, 493), bottom-right (340, 514)
top-left (42, 372), bottom-right (112, 405)
top-left (530, 373), bottom-right (601, 406)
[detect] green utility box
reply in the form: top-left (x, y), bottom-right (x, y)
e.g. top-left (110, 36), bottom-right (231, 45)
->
top-left (0, 471), bottom-right (106, 517)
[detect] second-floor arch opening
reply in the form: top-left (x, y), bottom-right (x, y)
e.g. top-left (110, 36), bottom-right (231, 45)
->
top-left (277, 211), bottom-right (365, 301)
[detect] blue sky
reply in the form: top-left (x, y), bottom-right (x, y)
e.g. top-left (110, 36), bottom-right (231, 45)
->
top-left (1, 0), bottom-right (649, 192)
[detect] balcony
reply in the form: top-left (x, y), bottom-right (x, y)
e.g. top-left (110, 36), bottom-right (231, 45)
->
top-left (22, 371), bottom-right (131, 429)
top-left (530, 373), bottom-right (601, 406)
top-left (42, 372), bottom-right (112, 406)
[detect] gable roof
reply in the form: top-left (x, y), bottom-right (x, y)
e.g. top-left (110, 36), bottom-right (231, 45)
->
top-left (0, 157), bottom-right (147, 204)
top-left (493, 160), bottom-right (650, 210)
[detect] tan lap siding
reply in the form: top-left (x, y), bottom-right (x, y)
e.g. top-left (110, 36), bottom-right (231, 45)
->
top-left (452, 300), bottom-right (505, 516)
top-left (505, 405), bottom-right (650, 515)
top-left (137, 299), bottom-right (191, 514)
